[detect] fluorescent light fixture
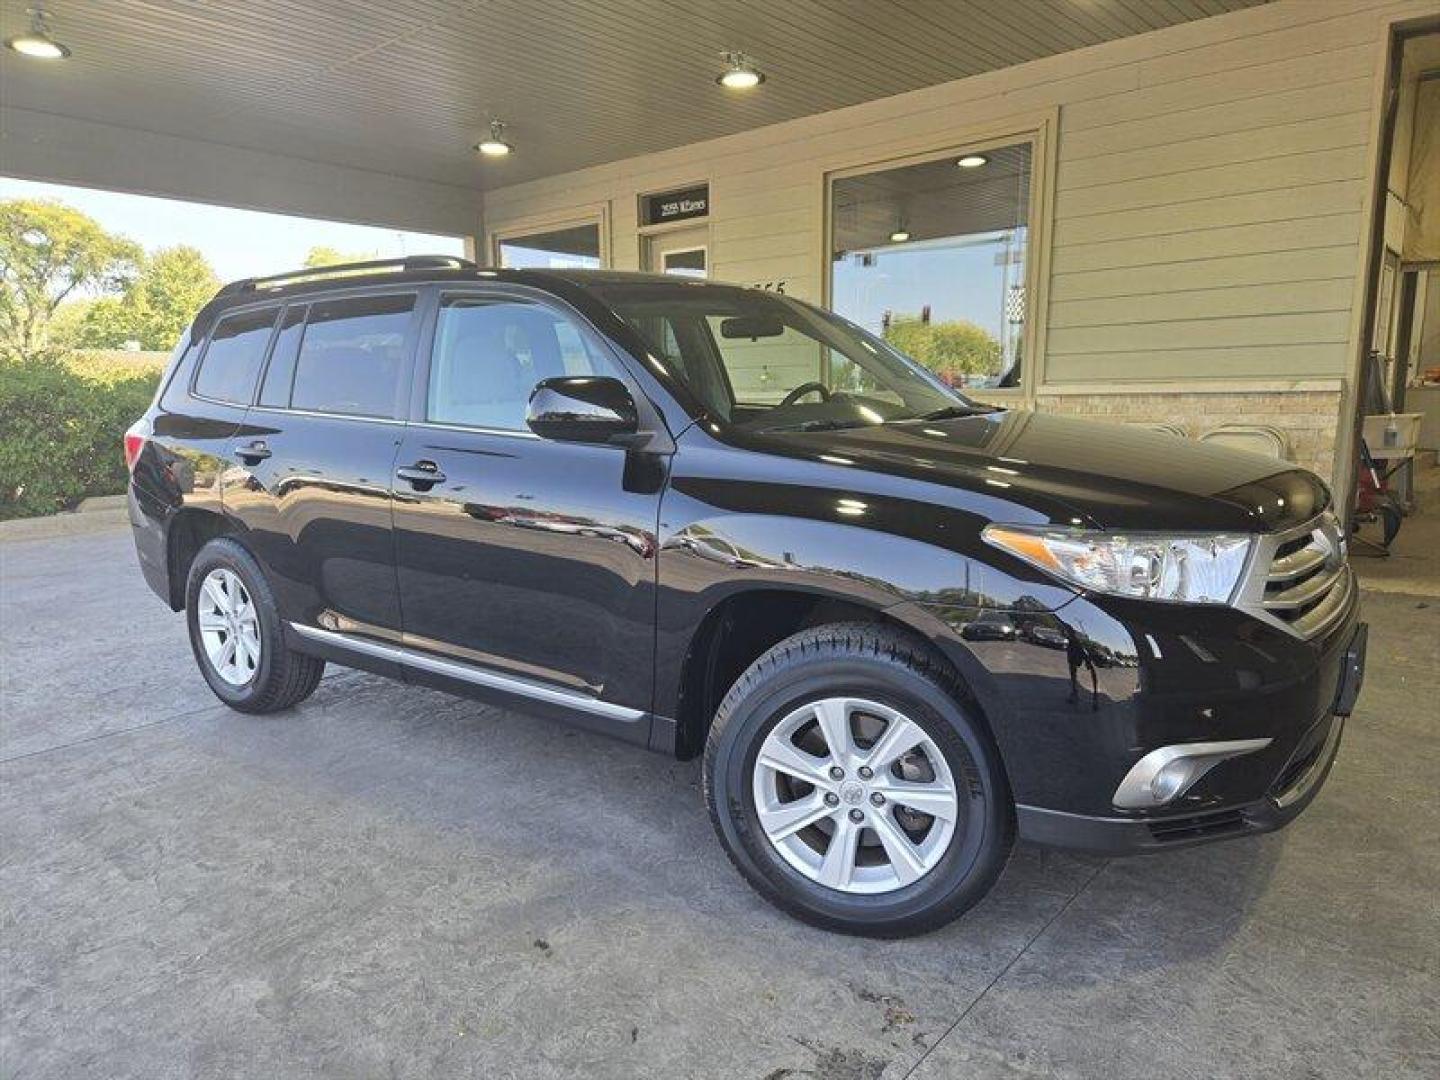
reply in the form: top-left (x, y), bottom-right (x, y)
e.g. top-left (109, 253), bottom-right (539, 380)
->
top-left (888, 228), bottom-right (911, 243)
top-left (5, 7), bottom-right (69, 59)
top-left (475, 120), bottom-right (513, 157)
top-left (717, 51), bottom-right (764, 89)
top-left (956, 154), bottom-right (988, 169)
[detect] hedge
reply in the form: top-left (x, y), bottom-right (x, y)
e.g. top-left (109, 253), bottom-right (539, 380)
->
top-left (0, 351), bottom-right (166, 520)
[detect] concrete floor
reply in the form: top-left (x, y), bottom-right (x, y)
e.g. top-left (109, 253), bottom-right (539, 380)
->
top-left (2, 517), bottom-right (1437, 1079)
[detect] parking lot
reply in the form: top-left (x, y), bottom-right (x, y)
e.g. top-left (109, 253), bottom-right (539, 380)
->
top-left (2, 520), bottom-right (1437, 1080)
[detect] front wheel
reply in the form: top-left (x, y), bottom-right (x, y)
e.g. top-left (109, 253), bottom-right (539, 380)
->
top-left (703, 623), bottom-right (1013, 937)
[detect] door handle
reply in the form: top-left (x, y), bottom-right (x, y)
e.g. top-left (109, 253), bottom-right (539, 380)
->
top-left (233, 440), bottom-right (271, 464)
top-left (396, 460), bottom-right (446, 489)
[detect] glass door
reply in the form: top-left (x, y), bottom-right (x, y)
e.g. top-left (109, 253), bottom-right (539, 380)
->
top-left (645, 224), bottom-right (708, 278)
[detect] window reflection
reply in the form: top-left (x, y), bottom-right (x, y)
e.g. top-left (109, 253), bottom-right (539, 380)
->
top-left (830, 143), bottom-right (1032, 390)
top-left (497, 223), bottom-right (602, 269)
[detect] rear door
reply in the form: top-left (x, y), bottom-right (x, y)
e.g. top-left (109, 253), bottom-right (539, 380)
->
top-left (389, 286), bottom-right (665, 739)
top-left (226, 289), bottom-right (420, 649)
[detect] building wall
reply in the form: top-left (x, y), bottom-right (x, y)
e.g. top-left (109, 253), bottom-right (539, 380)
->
top-left (483, 0), bottom-right (1440, 486)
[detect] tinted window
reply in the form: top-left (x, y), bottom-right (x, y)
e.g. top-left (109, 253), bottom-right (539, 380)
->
top-left (290, 294), bottom-right (415, 418)
top-left (427, 297), bottom-right (616, 431)
top-left (193, 308), bottom-right (278, 405)
top-left (257, 305), bottom-right (307, 408)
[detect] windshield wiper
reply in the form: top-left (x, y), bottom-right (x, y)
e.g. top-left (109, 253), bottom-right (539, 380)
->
top-left (902, 404), bottom-right (1003, 422)
top-left (761, 417), bottom-right (871, 433)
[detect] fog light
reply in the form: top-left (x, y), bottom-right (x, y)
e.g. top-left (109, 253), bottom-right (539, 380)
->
top-left (1149, 760), bottom-right (1196, 804)
top-left (1113, 738), bottom-right (1272, 809)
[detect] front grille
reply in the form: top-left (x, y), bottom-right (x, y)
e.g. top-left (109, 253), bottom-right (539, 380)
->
top-left (1146, 808), bottom-right (1248, 843)
top-left (1245, 513), bottom-right (1353, 640)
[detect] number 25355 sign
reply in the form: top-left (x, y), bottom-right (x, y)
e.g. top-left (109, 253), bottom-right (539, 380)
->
top-left (750, 281), bottom-right (787, 294)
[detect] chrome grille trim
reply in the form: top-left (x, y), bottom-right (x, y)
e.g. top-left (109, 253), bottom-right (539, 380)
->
top-left (1290, 566), bottom-right (1354, 641)
top-left (1234, 512), bottom-right (1353, 641)
top-left (1267, 545), bottom-right (1326, 582)
top-left (1264, 565), bottom-right (1345, 610)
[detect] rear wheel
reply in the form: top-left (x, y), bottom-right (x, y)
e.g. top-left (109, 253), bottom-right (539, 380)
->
top-left (185, 537), bottom-right (324, 713)
top-left (704, 623), bottom-right (1013, 937)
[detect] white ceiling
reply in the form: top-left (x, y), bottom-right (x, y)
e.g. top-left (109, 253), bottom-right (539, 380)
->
top-left (1, 0), bottom-right (1269, 193)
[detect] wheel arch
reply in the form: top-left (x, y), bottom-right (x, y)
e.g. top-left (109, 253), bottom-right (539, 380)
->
top-left (665, 584), bottom-right (997, 762)
top-left (163, 507), bottom-right (245, 610)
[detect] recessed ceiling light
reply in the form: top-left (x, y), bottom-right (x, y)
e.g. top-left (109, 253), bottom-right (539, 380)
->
top-left (956, 154), bottom-right (988, 169)
top-left (5, 7), bottom-right (70, 60)
top-left (888, 228), bottom-right (911, 243)
top-left (717, 51), bottom-right (764, 89)
top-left (475, 119), bottom-right (513, 157)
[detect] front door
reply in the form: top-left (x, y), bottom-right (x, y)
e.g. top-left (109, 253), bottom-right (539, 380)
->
top-left (390, 288), bottom-right (665, 738)
top-left (645, 224), bottom-right (708, 278)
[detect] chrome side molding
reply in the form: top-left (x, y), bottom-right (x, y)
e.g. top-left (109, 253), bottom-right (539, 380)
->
top-left (288, 622), bottom-right (646, 723)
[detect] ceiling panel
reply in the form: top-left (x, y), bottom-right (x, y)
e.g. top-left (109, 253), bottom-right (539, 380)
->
top-left (0, 0), bottom-right (1270, 193)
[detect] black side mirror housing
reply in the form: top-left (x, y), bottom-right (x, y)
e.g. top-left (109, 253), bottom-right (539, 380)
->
top-left (526, 376), bottom-right (640, 444)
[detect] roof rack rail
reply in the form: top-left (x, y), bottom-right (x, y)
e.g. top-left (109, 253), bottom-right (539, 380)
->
top-left (217, 254), bottom-right (477, 297)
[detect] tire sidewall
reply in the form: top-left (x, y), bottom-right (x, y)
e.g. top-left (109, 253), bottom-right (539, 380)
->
top-left (709, 650), bottom-right (1010, 931)
top-left (185, 539), bottom-right (279, 708)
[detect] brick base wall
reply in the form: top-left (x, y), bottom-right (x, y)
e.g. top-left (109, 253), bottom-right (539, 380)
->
top-left (1033, 390), bottom-right (1344, 483)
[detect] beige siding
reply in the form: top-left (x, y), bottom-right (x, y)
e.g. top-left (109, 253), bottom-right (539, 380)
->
top-left (484, 0), bottom-right (1440, 396)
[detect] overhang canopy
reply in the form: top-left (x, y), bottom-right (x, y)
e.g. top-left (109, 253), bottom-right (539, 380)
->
top-left (1, 0), bottom-right (1266, 230)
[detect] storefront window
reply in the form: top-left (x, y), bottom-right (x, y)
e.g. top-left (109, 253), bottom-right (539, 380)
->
top-left (830, 143), bottom-right (1032, 390)
top-left (496, 222), bottom-right (602, 269)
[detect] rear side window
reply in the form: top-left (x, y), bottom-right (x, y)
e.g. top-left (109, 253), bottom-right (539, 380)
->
top-left (193, 308), bottom-right (278, 404)
top-left (289, 294), bottom-right (415, 418)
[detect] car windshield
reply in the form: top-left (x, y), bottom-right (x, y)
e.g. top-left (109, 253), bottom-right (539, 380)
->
top-left (588, 280), bottom-right (995, 431)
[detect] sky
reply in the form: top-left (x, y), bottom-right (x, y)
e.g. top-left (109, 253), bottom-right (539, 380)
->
top-left (831, 239), bottom-right (1020, 340)
top-left (0, 176), bottom-right (466, 284)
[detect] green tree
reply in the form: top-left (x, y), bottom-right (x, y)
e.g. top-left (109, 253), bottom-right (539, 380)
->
top-left (303, 245), bottom-right (373, 268)
top-left (0, 199), bottom-right (141, 359)
top-left (883, 317), bottom-right (1000, 383)
top-left (73, 245), bottom-right (220, 350)
top-left (129, 245), bottom-right (219, 348)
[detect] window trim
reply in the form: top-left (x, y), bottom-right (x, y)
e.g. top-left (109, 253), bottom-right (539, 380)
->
top-left (188, 302), bottom-right (282, 409)
top-left (820, 114), bottom-right (1057, 406)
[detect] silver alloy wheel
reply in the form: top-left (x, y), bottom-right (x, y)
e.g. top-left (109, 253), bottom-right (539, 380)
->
top-left (197, 568), bottom-right (261, 686)
top-left (752, 696), bottom-right (959, 895)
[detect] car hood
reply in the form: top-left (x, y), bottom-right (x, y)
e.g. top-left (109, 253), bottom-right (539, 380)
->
top-left (741, 409), bottom-right (1328, 533)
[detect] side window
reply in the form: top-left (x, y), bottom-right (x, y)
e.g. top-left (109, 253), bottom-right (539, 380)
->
top-left (193, 308), bottom-right (278, 405)
top-left (257, 305), bottom-right (307, 408)
top-left (159, 339), bottom-right (202, 412)
top-left (290, 294), bottom-right (416, 418)
top-left (427, 296), bottom-right (618, 431)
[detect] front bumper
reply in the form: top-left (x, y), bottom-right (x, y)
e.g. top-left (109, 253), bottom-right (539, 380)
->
top-left (1017, 709), bottom-right (1347, 854)
top-left (918, 576), bottom-right (1367, 855)
top-left (1013, 616), bottom-right (1366, 854)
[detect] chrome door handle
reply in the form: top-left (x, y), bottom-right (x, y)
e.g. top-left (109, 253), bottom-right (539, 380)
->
top-left (233, 441), bottom-right (270, 464)
top-left (396, 460), bottom-right (445, 489)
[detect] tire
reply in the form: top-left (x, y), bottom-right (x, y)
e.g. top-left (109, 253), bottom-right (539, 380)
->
top-left (185, 537), bottom-right (324, 713)
top-left (703, 623), bottom-right (1013, 938)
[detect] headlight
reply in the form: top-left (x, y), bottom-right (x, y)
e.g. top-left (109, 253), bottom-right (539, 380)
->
top-left (983, 525), bottom-right (1252, 604)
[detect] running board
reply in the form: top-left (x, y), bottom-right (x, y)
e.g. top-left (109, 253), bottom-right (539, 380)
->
top-left (288, 622), bottom-right (645, 724)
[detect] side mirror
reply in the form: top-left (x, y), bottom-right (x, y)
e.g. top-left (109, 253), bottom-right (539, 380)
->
top-left (526, 376), bottom-right (639, 444)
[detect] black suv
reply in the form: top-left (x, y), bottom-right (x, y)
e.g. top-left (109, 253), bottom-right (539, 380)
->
top-left (126, 256), bottom-right (1367, 937)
